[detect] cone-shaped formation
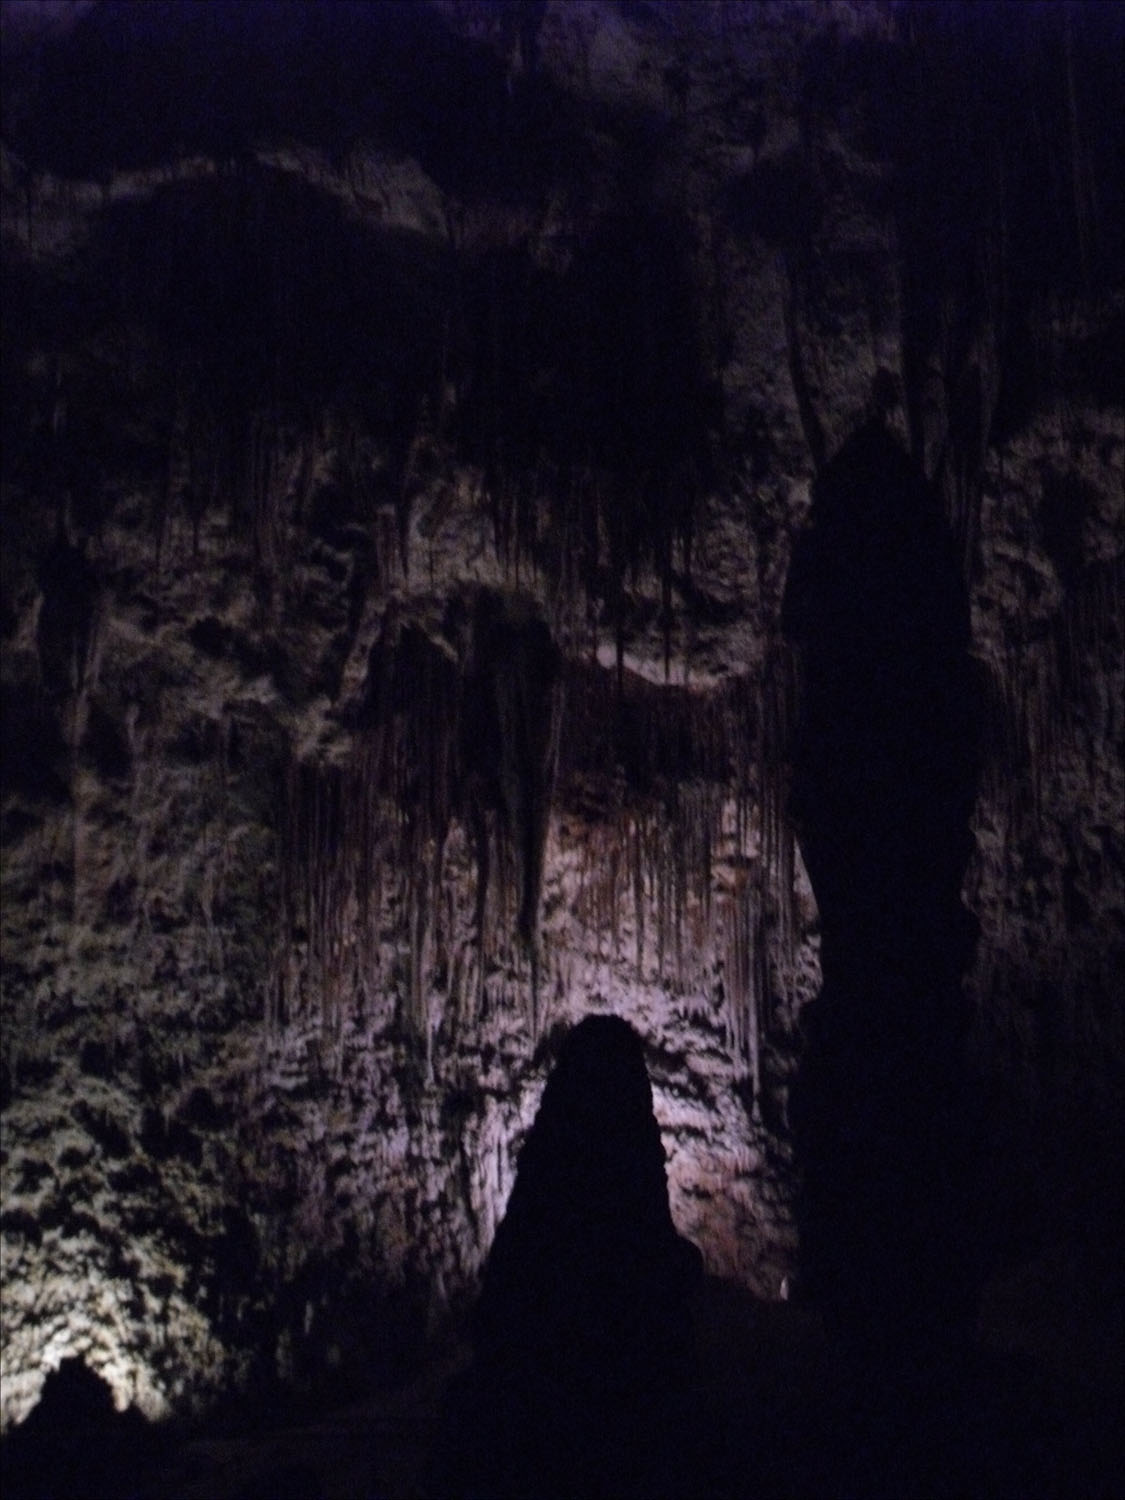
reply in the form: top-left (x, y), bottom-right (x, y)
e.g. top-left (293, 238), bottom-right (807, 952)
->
top-left (0, 1359), bottom-right (158, 1500)
top-left (434, 1014), bottom-right (702, 1499)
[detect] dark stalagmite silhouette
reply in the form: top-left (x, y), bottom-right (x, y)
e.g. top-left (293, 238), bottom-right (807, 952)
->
top-left (0, 1358), bottom-right (159, 1500)
top-left (783, 419), bottom-right (981, 1348)
top-left (432, 1013), bottom-right (703, 1499)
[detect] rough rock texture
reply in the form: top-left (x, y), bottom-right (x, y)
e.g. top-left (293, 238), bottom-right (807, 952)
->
top-left (1, 0), bottom-right (1122, 1431)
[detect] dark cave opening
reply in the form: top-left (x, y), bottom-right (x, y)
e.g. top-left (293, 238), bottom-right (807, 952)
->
top-left (783, 419), bottom-right (982, 1345)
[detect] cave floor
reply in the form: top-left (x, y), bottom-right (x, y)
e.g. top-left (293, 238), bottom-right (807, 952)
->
top-left (151, 1356), bottom-right (459, 1500)
top-left (140, 1243), bottom-right (1122, 1500)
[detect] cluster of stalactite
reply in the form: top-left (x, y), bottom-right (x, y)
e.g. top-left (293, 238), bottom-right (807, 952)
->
top-left (758, 639), bottom-right (800, 969)
top-left (274, 598), bottom-right (561, 1055)
top-left (976, 634), bottom-right (1064, 836)
top-left (1053, 554), bottom-right (1125, 732)
top-left (557, 647), bottom-right (802, 1092)
top-left (158, 381), bottom-right (422, 605)
top-left (275, 622), bottom-right (459, 1052)
top-left (479, 458), bottom-right (702, 669)
top-left (273, 623), bottom-right (807, 1088)
top-left (977, 553), bottom-right (1124, 833)
top-left (969, 549), bottom-right (1123, 1087)
top-left (159, 385), bottom-right (295, 569)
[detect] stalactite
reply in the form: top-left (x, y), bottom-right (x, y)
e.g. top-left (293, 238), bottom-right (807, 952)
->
top-left (247, 409), bottom-right (286, 574)
top-left (974, 549), bottom-right (1122, 975)
top-left (277, 594), bottom-right (563, 1047)
top-left (632, 816), bottom-right (645, 978)
top-left (755, 638), bottom-right (799, 1043)
top-left (722, 870), bottom-right (760, 1097)
top-left (549, 652), bottom-right (796, 1093)
top-left (276, 611), bottom-right (814, 1071)
top-left (1055, 553), bottom-right (1125, 727)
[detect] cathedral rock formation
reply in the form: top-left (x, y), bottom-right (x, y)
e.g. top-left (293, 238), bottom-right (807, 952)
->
top-left (0, 3), bottom-right (1121, 1481)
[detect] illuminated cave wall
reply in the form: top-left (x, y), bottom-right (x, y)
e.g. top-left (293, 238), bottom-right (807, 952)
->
top-left (1, 0), bottom-right (1122, 1429)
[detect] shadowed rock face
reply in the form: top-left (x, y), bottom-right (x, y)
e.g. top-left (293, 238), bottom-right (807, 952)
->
top-left (437, 1013), bottom-right (703, 1499)
top-left (784, 422), bottom-right (982, 1343)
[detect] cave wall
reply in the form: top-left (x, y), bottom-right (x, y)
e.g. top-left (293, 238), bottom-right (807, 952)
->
top-left (1, 0), bottom-right (1122, 1428)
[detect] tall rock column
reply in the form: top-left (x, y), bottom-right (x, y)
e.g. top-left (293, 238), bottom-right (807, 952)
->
top-left (784, 421), bottom-right (981, 1345)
